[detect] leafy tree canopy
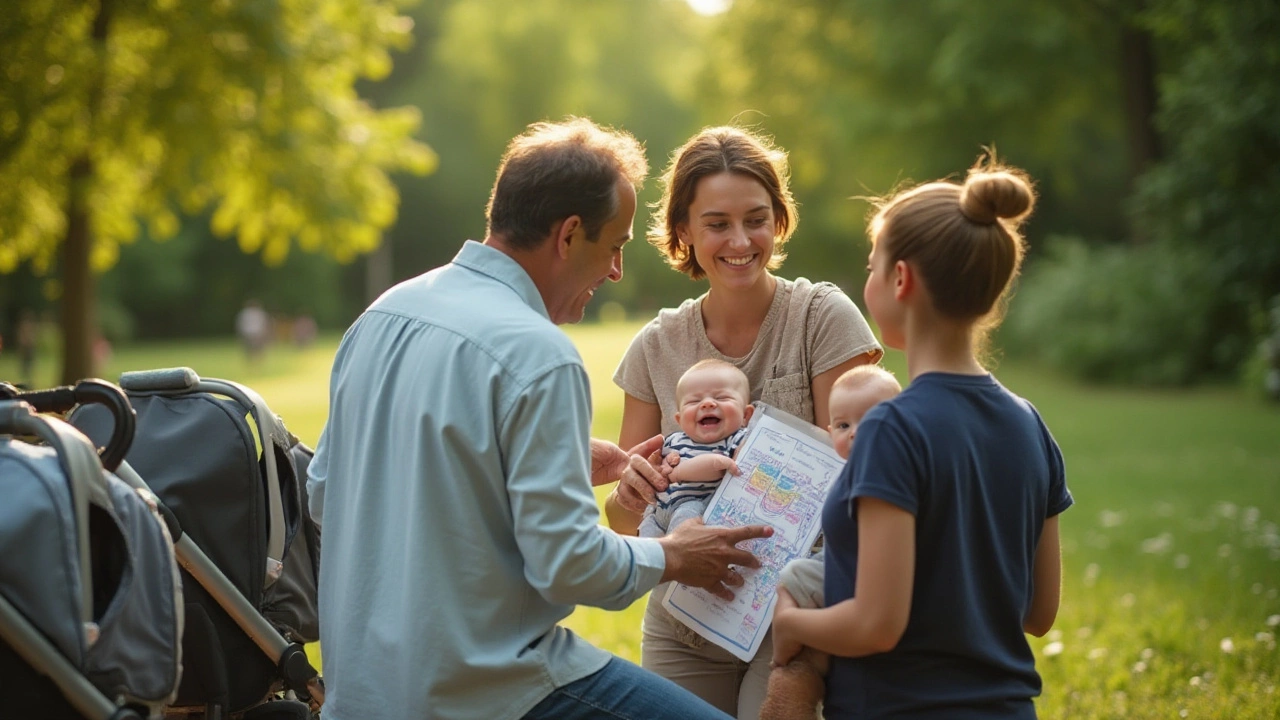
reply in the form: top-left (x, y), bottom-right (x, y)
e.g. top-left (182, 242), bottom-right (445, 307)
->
top-left (0, 0), bottom-right (437, 275)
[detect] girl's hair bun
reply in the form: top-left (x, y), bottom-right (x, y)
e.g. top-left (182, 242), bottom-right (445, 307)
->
top-left (959, 168), bottom-right (1034, 225)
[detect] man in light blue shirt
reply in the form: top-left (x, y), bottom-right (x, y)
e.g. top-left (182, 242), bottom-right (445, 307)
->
top-left (308, 118), bottom-right (771, 720)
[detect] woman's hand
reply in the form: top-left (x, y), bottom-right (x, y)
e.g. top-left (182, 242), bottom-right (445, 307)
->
top-left (771, 586), bottom-right (804, 667)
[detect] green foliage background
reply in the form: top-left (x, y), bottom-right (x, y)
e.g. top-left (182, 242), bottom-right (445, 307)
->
top-left (2, 0), bottom-right (1278, 386)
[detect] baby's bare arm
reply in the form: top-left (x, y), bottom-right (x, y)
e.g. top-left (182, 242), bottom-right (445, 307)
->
top-left (668, 453), bottom-right (739, 483)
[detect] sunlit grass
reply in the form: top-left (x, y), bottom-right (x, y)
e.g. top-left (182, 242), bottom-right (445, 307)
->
top-left (4, 321), bottom-right (1278, 717)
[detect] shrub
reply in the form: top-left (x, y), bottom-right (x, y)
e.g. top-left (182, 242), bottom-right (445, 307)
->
top-left (1002, 238), bottom-right (1241, 385)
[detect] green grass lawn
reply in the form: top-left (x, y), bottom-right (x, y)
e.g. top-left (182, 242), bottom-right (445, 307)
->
top-left (4, 323), bottom-right (1278, 718)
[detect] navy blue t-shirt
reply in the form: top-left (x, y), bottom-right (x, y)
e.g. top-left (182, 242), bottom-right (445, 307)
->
top-left (822, 372), bottom-right (1072, 719)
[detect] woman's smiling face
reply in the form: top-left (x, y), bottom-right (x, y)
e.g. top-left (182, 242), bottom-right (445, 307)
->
top-left (678, 172), bottom-right (777, 291)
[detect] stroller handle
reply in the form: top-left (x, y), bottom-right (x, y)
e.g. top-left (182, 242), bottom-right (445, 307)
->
top-left (0, 379), bottom-right (136, 473)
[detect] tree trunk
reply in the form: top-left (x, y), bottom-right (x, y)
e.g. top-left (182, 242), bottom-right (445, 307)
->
top-left (58, 0), bottom-right (111, 384)
top-left (1120, 13), bottom-right (1161, 245)
top-left (59, 158), bottom-right (96, 384)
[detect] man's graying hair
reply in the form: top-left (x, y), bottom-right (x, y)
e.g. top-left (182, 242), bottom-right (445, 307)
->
top-left (486, 117), bottom-right (648, 251)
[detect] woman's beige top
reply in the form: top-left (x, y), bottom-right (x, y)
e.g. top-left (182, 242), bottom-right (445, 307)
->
top-left (615, 277), bottom-right (882, 434)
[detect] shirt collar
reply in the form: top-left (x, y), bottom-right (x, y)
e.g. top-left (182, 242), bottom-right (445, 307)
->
top-left (452, 240), bottom-right (550, 321)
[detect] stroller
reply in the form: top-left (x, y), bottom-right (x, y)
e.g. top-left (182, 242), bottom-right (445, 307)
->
top-left (17, 369), bottom-right (323, 719)
top-left (0, 381), bottom-right (183, 720)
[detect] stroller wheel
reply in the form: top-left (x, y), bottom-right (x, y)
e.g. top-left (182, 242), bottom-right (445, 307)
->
top-left (240, 699), bottom-right (313, 720)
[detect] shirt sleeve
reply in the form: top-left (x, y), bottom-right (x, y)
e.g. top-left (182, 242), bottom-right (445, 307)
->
top-left (1042, 420), bottom-right (1073, 518)
top-left (306, 423), bottom-right (328, 526)
top-left (845, 410), bottom-right (921, 516)
top-left (501, 362), bottom-right (665, 610)
top-left (613, 322), bottom-right (659, 404)
top-left (807, 283), bottom-right (882, 377)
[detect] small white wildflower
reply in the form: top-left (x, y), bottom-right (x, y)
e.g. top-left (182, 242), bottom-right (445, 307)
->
top-left (1256, 632), bottom-right (1275, 644)
top-left (1132, 660), bottom-right (1147, 673)
top-left (1083, 563), bottom-right (1100, 587)
top-left (1042, 641), bottom-right (1064, 657)
top-left (1047, 628), bottom-right (1063, 641)
top-left (1141, 647), bottom-right (1155, 660)
top-left (1189, 676), bottom-right (1202, 687)
top-left (1088, 647), bottom-right (1108, 660)
top-left (1218, 544), bottom-right (1233, 558)
top-left (1220, 637), bottom-right (1235, 654)
top-left (1076, 626), bottom-right (1093, 639)
top-left (1217, 502), bottom-right (1238, 519)
top-left (1268, 614), bottom-right (1280, 627)
top-left (1174, 554), bottom-right (1191, 569)
top-left (1179, 709), bottom-right (1189, 718)
top-left (1244, 507), bottom-right (1261, 529)
top-left (1141, 533), bottom-right (1173, 554)
top-left (1262, 522), bottom-right (1279, 547)
top-left (1099, 510), bottom-right (1125, 528)
top-left (1120, 593), bottom-right (1136, 608)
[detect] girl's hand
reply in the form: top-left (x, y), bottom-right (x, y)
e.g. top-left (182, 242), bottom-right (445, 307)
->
top-left (771, 586), bottom-right (804, 666)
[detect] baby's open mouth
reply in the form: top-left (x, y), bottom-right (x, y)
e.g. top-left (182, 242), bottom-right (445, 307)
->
top-left (698, 417), bottom-right (721, 426)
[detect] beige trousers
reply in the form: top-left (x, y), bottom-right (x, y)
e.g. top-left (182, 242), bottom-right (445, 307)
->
top-left (640, 588), bottom-right (774, 720)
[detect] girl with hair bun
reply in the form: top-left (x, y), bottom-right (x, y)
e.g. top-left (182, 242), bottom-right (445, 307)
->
top-left (768, 159), bottom-right (1073, 719)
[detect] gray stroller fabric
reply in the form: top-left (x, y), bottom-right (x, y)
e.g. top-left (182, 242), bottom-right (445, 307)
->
top-left (0, 435), bottom-right (183, 709)
top-left (0, 439), bottom-right (86, 667)
top-left (262, 439), bottom-right (321, 644)
top-left (85, 475), bottom-right (184, 706)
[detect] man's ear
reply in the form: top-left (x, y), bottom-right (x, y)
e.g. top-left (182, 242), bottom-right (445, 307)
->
top-left (554, 215), bottom-right (584, 259)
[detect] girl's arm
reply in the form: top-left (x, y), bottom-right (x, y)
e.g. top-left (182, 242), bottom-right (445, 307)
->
top-left (773, 497), bottom-right (915, 659)
top-left (811, 351), bottom-right (879, 428)
top-left (1023, 515), bottom-right (1062, 636)
top-left (605, 394), bottom-right (666, 535)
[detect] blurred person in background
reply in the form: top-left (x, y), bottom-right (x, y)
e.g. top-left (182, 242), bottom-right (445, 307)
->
top-left (235, 299), bottom-right (270, 366)
top-left (16, 309), bottom-right (39, 388)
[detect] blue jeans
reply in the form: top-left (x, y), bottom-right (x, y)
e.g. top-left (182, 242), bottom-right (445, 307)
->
top-left (523, 657), bottom-right (733, 720)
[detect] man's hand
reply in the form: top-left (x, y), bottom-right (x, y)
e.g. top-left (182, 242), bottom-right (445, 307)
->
top-left (612, 441), bottom-right (669, 512)
top-left (770, 585), bottom-right (803, 667)
top-left (658, 519), bottom-right (773, 601)
top-left (590, 435), bottom-right (662, 487)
